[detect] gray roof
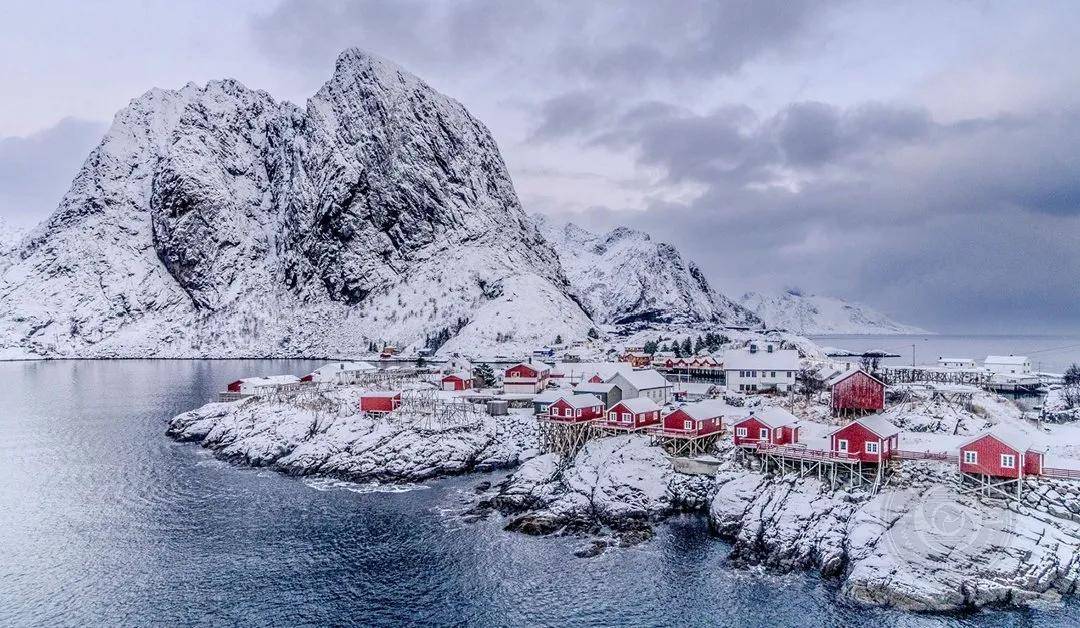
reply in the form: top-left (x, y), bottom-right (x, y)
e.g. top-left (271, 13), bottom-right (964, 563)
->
top-left (609, 368), bottom-right (670, 390)
top-left (676, 400), bottom-right (750, 421)
top-left (829, 415), bottom-right (900, 439)
top-left (574, 381), bottom-right (619, 394)
top-left (613, 397), bottom-right (661, 414)
top-left (723, 348), bottom-right (801, 371)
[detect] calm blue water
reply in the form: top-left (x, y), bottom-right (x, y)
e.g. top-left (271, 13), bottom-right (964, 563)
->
top-left (1, 359), bottom-right (1077, 626)
top-left (812, 334), bottom-right (1080, 374)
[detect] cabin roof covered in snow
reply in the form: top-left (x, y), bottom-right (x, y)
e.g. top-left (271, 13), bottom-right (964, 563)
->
top-left (938, 357), bottom-right (974, 363)
top-left (675, 400), bottom-right (750, 421)
top-left (960, 426), bottom-right (1042, 454)
top-left (554, 393), bottom-right (603, 409)
top-left (744, 406), bottom-right (799, 428)
top-left (311, 361), bottom-right (375, 375)
top-left (533, 388), bottom-right (564, 403)
top-left (613, 397), bottom-right (661, 414)
top-left (830, 415), bottom-right (901, 439)
top-left (722, 348), bottom-right (800, 371)
top-left (507, 361), bottom-right (552, 373)
top-left (827, 367), bottom-right (884, 387)
top-left (443, 370), bottom-right (472, 379)
top-left (985, 355), bottom-right (1029, 365)
top-left (361, 390), bottom-right (401, 397)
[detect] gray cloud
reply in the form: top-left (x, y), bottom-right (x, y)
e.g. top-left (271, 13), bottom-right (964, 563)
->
top-left (569, 104), bottom-right (1080, 332)
top-left (0, 118), bottom-right (106, 229)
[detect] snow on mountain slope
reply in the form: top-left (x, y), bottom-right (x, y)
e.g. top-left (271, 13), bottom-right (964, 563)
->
top-left (0, 49), bottom-right (592, 359)
top-left (535, 217), bottom-right (759, 327)
top-left (0, 218), bottom-right (24, 272)
top-left (740, 289), bottom-right (929, 335)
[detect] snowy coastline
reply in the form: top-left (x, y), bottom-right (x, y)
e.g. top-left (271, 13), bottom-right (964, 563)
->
top-left (170, 383), bottom-right (1080, 613)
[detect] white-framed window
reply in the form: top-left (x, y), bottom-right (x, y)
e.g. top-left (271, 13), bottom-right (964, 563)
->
top-left (770, 371), bottom-right (776, 378)
top-left (608, 411), bottom-right (617, 421)
top-left (759, 428), bottom-right (769, 439)
top-left (837, 439), bottom-right (849, 452)
top-left (736, 427), bottom-right (747, 437)
top-left (622, 412), bottom-right (631, 423)
top-left (576, 409), bottom-right (582, 417)
top-left (865, 442), bottom-right (879, 454)
top-left (684, 419), bottom-right (693, 430)
top-left (963, 450), bottom-right (977, 464)
top-left (1001, 454), bottom-right (1016, 469)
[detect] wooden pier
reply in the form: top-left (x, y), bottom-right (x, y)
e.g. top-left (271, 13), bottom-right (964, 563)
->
top-left (536, 418), bottom-right (595, 457)
top-left (755, 442), bottom-right (889, 492)
top-left (647, 427), bottom-right (722, 458)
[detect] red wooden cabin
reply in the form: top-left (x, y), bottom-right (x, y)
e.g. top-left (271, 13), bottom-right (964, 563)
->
top-left (599, 397), bottom-right (662, 430)
top-left (360, 391), bottom-right (402, 413)
top-left (828, 416), bottom-right (900, 462)
top-left (659, 400), bottom-right (735, 437)
top-left (547, 394), bottom-right (604, 423)
top-left (958, 428), bottom-right (1043, 479)
top-left (441, 372), bottom-right (474, 391)
top-left (733, 407), bottom-right (799, 447)
top-left (503, 362), bottom-right (551, 394)
top-left (829, 369), bottom-right (885, 415)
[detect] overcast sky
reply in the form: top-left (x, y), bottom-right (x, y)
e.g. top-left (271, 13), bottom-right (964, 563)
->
top-left (1, 1), bottom-right (1078, 333)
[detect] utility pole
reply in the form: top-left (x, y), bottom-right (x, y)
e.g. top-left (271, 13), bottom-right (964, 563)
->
top-left (912, 344), bottom-right (916, 367)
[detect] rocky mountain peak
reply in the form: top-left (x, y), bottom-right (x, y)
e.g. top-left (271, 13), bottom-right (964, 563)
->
top-left (0, 51), bottom-right (591, 358)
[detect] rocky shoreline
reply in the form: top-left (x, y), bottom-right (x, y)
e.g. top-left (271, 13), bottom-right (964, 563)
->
top-left (166, 387), bottom-right (537, 483)
top-left (169, 393), bottom-right (1080, 613)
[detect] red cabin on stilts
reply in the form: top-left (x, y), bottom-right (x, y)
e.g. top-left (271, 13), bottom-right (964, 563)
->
top-left (828, 416), bottom-right (900, 463)
top-left (547, 394), bottom-right (604, 423)
top-left (958, 428), bottom-right (1043, 479)
top-left (598, 397), bottom-right (662, 431)
top-left (733, 407), bottom-right (800, 447)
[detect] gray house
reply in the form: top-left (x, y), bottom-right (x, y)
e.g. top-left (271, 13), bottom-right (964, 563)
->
top-left (605, 369), bottom-right (672, 405)
top-left (573, 381), bottom-right (623, 407)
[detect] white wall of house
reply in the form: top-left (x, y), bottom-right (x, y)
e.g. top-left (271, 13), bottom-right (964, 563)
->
top-left (725, 368), bottom-right (796, 392)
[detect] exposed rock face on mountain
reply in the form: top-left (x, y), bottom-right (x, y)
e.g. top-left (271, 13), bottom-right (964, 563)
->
top-left (0, 49), bottom-right (592, 359)
top-left (740, 289), bottom-right (929, 335)
top-left (535, 217), bottom-right (759, 327)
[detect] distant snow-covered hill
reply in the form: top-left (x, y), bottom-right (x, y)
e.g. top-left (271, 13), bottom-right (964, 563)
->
top-left (535, 217), bottom-right (759, 327)
top-left (0, 49), bottom-right (594, 359)
top-left (740, 290), bottom-right (929, 335)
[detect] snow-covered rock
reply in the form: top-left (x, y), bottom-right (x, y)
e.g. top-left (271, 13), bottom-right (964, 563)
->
top-left (710, 462), bottom-right (1080, 611)
top-left (740, 289), bottom-right (929, 335)
top-left (536, 217), bottom-right (758, 327)
top-left (166, 387), bottom-right (538, 482)
top-left (0, 49), bottom-right (592, 359)
top-left (492, 435), bottom-right (715, 534)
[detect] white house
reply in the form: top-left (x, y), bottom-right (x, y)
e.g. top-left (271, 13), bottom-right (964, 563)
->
top-left (723, 348), bottom-right (800, 392)
top-left (984, 355), bottom-right (1032, 376)
top-left (938, 357), bottom-right (976, 369)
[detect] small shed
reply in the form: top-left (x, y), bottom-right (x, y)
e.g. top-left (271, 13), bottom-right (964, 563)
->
top-left (733, 407), bottom-right (799, 447)
top-left (547, 394), bottom-right (604, 423)
top-left (441, 371), bottom-right (474, 391)
top-left (829, 369), bottom-right (885, 416)
top-left (828, 416), bottom-right (900, 462)
top-left (360, 390), bottom-right (402, 414)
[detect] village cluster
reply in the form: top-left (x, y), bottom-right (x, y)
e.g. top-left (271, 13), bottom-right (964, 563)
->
top-left (221, 339), bottom-right (1078, 502)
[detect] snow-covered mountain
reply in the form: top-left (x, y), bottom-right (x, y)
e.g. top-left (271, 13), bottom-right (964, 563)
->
top-left (0, 49), bottom-right (594, 359)
top-left (536, 217), bottom-right (759, 327)
top-left (739, 289), bottom-right (929, 335)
